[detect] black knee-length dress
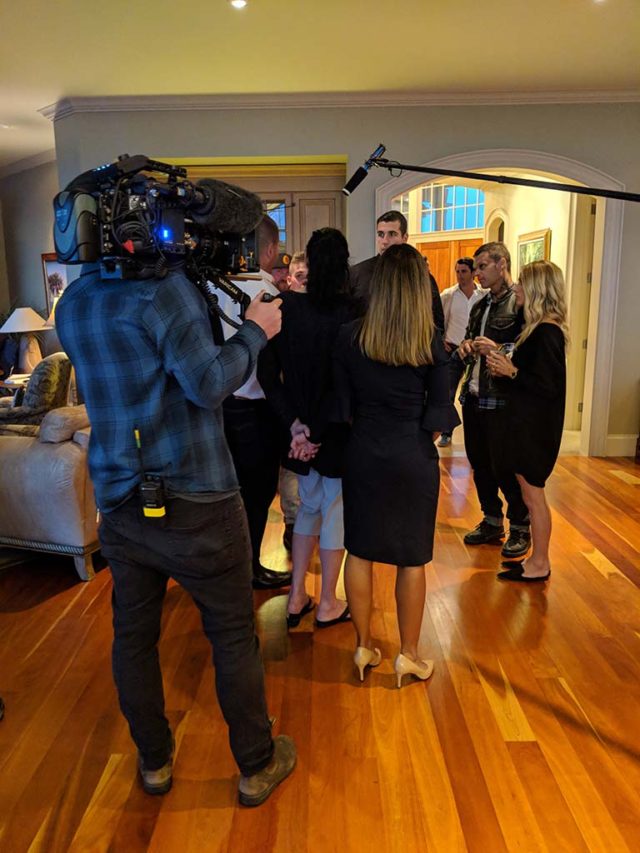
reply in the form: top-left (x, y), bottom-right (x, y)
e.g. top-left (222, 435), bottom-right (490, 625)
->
top-left (503, 322), bottom-right (566, 488)
top-left (333, 322), bottom-right (459, 566)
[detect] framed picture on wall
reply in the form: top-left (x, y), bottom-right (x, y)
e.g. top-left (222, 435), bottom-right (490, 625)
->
top-left (517, 229), bottom-right (551, 274)
top-left (41, 253), bottom-right (69, 316)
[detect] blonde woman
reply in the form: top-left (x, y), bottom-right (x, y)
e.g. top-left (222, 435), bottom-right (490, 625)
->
top-left (334, 244), bottom-right (458, 687)
top-left (486, 260), bottom-right (569, 582)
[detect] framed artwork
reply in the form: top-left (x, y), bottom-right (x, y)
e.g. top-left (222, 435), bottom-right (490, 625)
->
top-left (517, 229), bottom-right (551, 274)
top-left (41, 253), bottom-right (69, 316)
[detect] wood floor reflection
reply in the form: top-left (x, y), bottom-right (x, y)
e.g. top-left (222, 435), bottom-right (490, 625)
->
top-left (1, 455), bottom-right (639, 852)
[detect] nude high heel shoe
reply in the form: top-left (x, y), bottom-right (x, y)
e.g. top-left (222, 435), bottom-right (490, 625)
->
top-left (393, 653), bottom-right (434, 688)
top-left (353, 646), bottom-right (382, 682)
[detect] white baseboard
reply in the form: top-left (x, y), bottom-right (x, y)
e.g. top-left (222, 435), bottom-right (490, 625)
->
top-left (560, 430), bottom-right (581, 454)
top-left (605, 434), bottom-right (638, 458)
top-left (444, 429), bottom-right (637, 458)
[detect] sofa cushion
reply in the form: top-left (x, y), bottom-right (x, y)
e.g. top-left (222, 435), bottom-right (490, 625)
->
top-left (0, 423), bottom-right (40, 437)
top-left (73, 427), bottom-right (91, 449)
top-left (40, 405), bottom-right (91, 444)
top-left (23, 352), bottom-right (71, 410)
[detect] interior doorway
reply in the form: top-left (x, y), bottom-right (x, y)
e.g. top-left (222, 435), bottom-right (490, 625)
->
top-left (180, 162), bottom-right (346, 256)
top-left (415, 237), bottom-right (483, 291)
top-left (377, 150), bottom-right (624, 456)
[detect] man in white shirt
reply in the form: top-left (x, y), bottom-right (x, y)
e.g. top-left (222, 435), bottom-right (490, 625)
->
top-left (437, 257), bottom-right (485, 447)
top-left (219, 215), bottom-right (292, 589)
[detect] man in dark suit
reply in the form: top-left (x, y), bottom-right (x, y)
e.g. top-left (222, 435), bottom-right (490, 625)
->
top-left (350, 210), bottom-right (445, 330)
top-left (221, 216), bottom-right (293, 590)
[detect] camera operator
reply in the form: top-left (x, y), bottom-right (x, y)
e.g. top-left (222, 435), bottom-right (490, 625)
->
top-left (56, 261), bottom-right (296, 806)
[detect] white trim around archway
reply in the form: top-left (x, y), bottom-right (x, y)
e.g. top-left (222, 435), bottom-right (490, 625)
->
top-left (376, 149), bottom-right (625, 457)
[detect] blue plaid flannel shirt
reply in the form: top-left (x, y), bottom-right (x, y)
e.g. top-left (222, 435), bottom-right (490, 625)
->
top-left (56, 265), bottom-right (266, 512)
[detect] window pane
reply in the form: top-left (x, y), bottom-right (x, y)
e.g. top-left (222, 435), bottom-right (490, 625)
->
top-left (466, 206), bottom-right (477, 229)
top-left (454, 186), bottom-right (465, 205)
top-left (454, 207), bottom-right (465, 230)
top-left (478, 201), bottom-right (485, 226)
top-left (421, 212), bottom-right (433, 232)
top-left (433, 185), bottom-right (442, 209)
top-left (265, 202), bottom-right (287, 246)
top-left (444, 186), bottom-right (454, 207)
top-left (444, 208), bottom-right (453, 230)
top-left (467, 188), bottom-right (478, 205)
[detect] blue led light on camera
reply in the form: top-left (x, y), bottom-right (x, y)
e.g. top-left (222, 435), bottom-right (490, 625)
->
top-left (161, 228), bottom-right (171, 241)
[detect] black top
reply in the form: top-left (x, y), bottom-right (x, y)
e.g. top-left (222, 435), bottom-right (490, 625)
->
top-left (349, 255), bottom-right (445, 332)
top-left (502, 322), bottom-right (566, 487)
top-left (257, 291), bottom-right (352, 477)
top-left (333, 321), bottom-right (459, 565)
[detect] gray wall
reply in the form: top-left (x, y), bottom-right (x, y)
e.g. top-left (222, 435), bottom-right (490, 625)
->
top-left (0, 160), bottom-right (59, 316)
top-left (1, 100), bottom-right (639, 437)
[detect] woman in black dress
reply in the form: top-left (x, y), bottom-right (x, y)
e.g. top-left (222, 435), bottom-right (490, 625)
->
top-left (486, 260), bottom-right (569, 582)
top-left (258, 229), bottom-right (353, 628)
top-left (334, 244), bottom-right (458, 686)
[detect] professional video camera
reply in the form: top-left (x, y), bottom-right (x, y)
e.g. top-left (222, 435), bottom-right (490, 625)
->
top-left (53, 154), bottom-right (268, 327)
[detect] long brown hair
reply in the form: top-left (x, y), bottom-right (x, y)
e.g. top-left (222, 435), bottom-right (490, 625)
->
top-left (358, 243), bottom-right (434, 366)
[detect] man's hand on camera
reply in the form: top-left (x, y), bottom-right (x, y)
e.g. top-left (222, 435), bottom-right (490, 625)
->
top-left (245, 290), bottom-right (282, 340)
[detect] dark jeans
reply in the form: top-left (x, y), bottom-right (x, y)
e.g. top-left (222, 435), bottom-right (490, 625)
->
top-left (99, 492), bottom-right (273, 776)
top-left (462, 397), bottom-right (529, 528)
top-left (441, 354), bottom-right (465, 437)
top-left (223, 397), bottom-right (281, 574)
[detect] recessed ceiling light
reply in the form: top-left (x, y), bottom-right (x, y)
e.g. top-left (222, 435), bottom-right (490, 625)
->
top-left (230, 0), bottom-right (247, 8)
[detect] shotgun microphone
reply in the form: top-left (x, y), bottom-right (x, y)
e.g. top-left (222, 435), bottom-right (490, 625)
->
top-left (342, 144), bottom-right (386, 196)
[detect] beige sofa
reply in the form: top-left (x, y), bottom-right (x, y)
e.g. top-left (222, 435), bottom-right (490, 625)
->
top-left (0, 405), bottom-right (99, 580)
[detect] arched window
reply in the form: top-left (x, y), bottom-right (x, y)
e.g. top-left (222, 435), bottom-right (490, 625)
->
top-left (420, 185), bottom-right (485, 233)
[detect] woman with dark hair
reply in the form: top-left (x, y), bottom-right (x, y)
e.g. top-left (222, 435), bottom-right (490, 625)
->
top-left (486, 260), bottom-right (569, 582)
top-left (334, 243), bottom-right (458, 686)
top-left (258, 228), bottom-right (353, 628)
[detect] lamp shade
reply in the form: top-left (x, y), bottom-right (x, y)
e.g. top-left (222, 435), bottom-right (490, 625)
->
top-left (0, 307), bottom-right (48, 334)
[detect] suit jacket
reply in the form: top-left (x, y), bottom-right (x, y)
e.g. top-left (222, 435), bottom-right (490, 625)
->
top-left (349, 254), bottom-right (445, 331)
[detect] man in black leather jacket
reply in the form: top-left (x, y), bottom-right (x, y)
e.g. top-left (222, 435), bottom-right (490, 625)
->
top-left (457, 242), bottom-right (531, 559)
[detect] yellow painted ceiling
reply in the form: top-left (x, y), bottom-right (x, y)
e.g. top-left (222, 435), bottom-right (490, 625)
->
top-left (0, 0), bottom-right (638, 168)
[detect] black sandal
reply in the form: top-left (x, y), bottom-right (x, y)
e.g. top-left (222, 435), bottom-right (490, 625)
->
top-left (286, 597), bottom-right (315, 628)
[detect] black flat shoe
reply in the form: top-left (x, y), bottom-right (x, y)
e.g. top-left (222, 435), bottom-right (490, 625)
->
top-left (252, 566), bottom-right (292, 590)
top-left (315, 605), bottom-right (351, 629)
top-left (497, 566), bottom-right (551, 582)
top-left (286, 597), bottom-right (315, 628)
top-left (501, 559), bottom-right (525, 568)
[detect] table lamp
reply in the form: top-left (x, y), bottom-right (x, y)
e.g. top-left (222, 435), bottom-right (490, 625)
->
top-left (0, 307), bottom-right (48, 373)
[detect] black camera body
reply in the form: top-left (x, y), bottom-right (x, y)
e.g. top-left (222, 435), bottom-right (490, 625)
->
top-left (53, 154), bottom-right (261, 297)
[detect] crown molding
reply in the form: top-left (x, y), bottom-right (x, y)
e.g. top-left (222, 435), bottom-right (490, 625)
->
top-left (39, 89), bottom-right (640, 121)
top-left (0, 148), bottom-right (56, 180)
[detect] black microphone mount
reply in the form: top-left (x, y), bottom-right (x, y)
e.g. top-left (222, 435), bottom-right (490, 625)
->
top-left (360, 152), bottom-right (640, 204)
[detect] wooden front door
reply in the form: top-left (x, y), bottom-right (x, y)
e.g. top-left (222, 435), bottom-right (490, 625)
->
top-left (415, 237), bottom-right (483, 290)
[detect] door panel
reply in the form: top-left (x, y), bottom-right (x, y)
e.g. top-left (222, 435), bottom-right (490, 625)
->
top-left (295, 193), bottom-right (343, 252)
top-left (415, 237), bottom-right (482, 290)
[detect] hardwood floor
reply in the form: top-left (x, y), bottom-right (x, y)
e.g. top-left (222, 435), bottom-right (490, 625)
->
top-left (1, 455), bottom-right (639, 852)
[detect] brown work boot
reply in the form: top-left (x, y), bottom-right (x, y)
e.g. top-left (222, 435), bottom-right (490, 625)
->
top-left (238, 735), bottom-right (296, 807)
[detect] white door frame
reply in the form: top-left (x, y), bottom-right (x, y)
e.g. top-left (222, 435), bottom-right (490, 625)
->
top-left (376, 149), bottom-right (625, 457)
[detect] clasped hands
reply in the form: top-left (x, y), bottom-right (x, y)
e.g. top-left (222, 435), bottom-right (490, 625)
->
top-left (289, 418), bottom-right (320, 462)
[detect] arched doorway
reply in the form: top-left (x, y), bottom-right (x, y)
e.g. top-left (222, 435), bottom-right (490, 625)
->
top-left (376, 150), bottom-right (624, 456)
